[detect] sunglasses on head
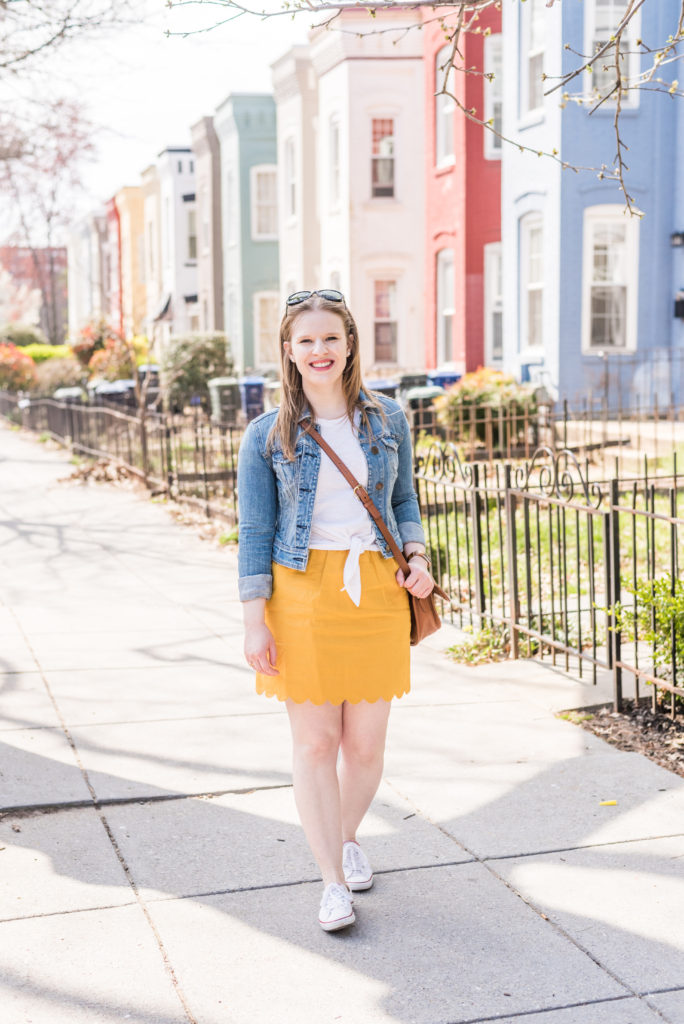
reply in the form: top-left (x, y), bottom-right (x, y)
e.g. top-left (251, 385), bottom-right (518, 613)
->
top-left (285, 289), bottom-right (345, 308)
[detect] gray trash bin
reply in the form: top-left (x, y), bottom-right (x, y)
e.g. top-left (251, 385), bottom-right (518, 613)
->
top-left (208, 377), bottom-right (241, 425)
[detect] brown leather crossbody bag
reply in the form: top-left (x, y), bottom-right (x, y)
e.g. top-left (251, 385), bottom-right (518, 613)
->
top-left (302, 419), bottom-right (449, 645)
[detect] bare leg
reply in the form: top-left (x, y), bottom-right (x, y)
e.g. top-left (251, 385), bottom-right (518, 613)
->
top-left (338, 699), bottom-right (392, 843)
top-left (286, 699), bottom-right (345, 887)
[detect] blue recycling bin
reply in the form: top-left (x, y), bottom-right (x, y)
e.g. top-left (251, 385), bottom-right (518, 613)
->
top-left (238, 376), bottom-right (266, 422)
top-left (428, 368), bottom-right (462, 389)
top-left (369, 378), bottom-right (399, 399)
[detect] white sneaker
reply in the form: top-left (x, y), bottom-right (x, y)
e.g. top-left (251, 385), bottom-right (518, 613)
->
top-left (318, 882), bottom-right (355, 932)
top-left (343, 840), bottom-right (374, 891)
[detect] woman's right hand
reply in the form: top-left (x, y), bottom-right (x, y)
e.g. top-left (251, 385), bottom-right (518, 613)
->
top-left (244, 622), bottom-right (279, 676)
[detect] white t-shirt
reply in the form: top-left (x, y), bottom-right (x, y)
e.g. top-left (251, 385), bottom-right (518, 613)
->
top-left (309, 411), bottom-right (380, 606)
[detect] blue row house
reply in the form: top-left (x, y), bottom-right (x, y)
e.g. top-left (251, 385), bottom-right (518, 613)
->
top-left (502, 0), bottom-right (684, 408)
top-left (214, 93), bottom-right (280, 374)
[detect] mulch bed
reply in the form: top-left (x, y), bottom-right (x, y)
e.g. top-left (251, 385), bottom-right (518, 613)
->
top-left (573, 701), bottom-right (684, 780)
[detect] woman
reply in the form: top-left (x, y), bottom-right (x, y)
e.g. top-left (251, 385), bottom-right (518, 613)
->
top-left (237, 289), bottom-right (435, 932)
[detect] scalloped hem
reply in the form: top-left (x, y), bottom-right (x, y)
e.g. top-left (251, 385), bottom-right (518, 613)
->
top-left (256, 685), bottom-right (410, 706)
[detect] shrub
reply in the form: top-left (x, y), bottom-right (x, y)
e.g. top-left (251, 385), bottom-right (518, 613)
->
top-left (33, 356), bottom-right (86, 393)
top-left (615, 574), bottom-right (684, 694)
top-left (0, 343), bottom-right (37, 390)
top-left (21, 343), bottom-right (72, 364)
top-left (0, 323), bottom-right (47, 347)
top-left (70, 319), bottom-right (111, 367)
top-left (161, 332), bottom-right (233, 411)
top-left (88, 335), bottom-right (135, 381)
top-left (435, 368), bottom-right (537, 450)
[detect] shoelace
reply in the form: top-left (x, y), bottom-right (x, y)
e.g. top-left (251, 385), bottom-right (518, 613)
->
top-left (343, 844), bottom-right (366, 876)
top-left (321, 884), bottom-right (352, 917)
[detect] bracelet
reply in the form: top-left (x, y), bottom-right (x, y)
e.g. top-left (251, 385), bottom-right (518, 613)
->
top-left (407, 551), bottom-right (431, 569)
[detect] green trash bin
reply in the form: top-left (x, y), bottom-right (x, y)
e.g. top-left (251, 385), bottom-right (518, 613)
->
top-left (405, 385), bottom-right (445, 435)
top-left (208, 377), bottom-right (241, 425)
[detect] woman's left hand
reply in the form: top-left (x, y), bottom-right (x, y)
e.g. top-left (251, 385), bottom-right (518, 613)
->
top-left (396, 559), bottom-right (435, 599)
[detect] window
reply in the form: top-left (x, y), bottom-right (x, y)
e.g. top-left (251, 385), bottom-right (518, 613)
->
top-left (371, 119), bottom-right (394, 198)
top-left (484, 35), bottom-right (503, 159)
top-left (484, 242), bottom-right (503, 364)
top-left (586, 0), bottom-right (641, 104)
top-left (525, 0), bottom-right (545, 114)
top-left (254, 291), bottom-right (280, 365)
top-left (190, 159), bottom-right (194, 173)
top-left (201, 185), bottom-right (209, 250)
top-left (250, 165), bottom-right (278, 240)
top-left (187, 209), bottom-right (197, 261)
top-left (147, 220), bottom-right (155, 280)
top-left (226, 170), bottom-right (236, 245)
top-left (284, 138), bottom-right (296, 219)
top-left (436, 249), bottom-right (455, 364)
top-left (520, 214), bottom-right (544, 348)
top-left (582, 205), bottom-right (639, 351)
top-left (177, 160), bottom-right (183, 173)
top-left (329, 116), bottom-right (340, 209)
top-left (435, 46), bottom-right (455, 166)
top-left (374, 280), bottom-right (398, 362)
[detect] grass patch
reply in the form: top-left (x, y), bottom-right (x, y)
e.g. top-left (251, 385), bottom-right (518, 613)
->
top-left (447, 622), bottom-right (511, 664)
top-left (218, 527), bottom-right (239, 546)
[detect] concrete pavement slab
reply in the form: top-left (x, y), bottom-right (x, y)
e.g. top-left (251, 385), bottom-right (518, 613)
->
top-left (69, 712), bottom-right (292, 800)
top-left (0, 671), bottom-right (61, 731)
top-left (648, 990), bottom-right (684, 1020)
top-left (0, 904), bottom-right (189, 1024)
top-left (12, 602), bottom-right (207, 635)
top-left (0, 727), bottom-right (92, 809)
top-left (146, 863), bottom-right (623, 1024)
top-left (45, 664), bottom-right (280, 726)
top-left (27, 627), bottom-right (241, 673)
top-left (106, 782), bottom-right (470, 901)
top-left (495, 836), bottom-right (684, 993)
top-left (386, 703), bottom-right (684, 859)
top-left (461, 999), bottom-right (665, 1023)
top-left (0, 806), bottom-right (134, 920)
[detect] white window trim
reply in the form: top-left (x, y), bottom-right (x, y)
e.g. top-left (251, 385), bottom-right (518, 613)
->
top-left (436, 248), bottom-right (455, 365)
top-left (329, 115), bottom-right (341, 212)
top-left (584, 0), bottom-right (641, 109)
top-left (581, 204), bottom-right (639, 354)
top-left (435, 45), bottom-right (456, 168)
top-left (520, 213), bottom-right (544, 352)
top-left (484, 34), bottom-right (503, 161)
top-left (284, 138), bottom-right (296, 223)
top-left (522, 0), bottom-right (545, 118)
top-left (250, 164), bottom-right (278, 242)
top-left (484, 241), bottom-right (503, 365)
top-left (253, 290), bottom-right (280, 367)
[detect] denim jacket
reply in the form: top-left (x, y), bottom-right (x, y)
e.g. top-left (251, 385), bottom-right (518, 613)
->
top-left (237, 392), bottom-right (425, 600)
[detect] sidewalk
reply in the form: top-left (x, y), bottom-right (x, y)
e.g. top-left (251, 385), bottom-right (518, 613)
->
top-left (1, 421), bottom-right (683, 1024)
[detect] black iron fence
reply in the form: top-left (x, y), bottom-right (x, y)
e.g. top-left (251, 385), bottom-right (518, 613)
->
top-left (0, 392), bottom-right (243, 521)
top-left (416, 442), bottom-right (683, 715)
top-left (2, 389), bottom-right (681, 714)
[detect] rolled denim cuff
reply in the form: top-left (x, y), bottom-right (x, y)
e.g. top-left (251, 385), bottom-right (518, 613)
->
top-left (398, 520), bottom-right (426, 547)
top-left (238, 573), bottom-right (273, 601)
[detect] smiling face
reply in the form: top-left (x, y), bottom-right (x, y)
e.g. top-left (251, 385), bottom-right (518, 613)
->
top-left (283, 309), bottom-right (351, 396)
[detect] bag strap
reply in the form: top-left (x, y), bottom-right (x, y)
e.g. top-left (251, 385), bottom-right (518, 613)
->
top-left (301, 417), bottom-right (448, 600)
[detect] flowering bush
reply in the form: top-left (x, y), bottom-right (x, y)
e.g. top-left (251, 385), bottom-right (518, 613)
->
top-left (34, 356), bottom-right (86, 393)
top-left (435, 368), bottom-right (538, 450)
top-left (71, 319), bottom-right (111, 367)
top-left (88, 335), bottom-right (135, 381)
top-left (0, 343), bottom-right (37, 390)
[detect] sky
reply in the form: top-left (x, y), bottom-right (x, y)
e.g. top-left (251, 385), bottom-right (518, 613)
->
top-left (18, 0), bottom-right (310, 220)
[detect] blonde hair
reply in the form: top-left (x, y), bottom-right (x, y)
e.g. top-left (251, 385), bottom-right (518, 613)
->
top-left (268, 293), bottom-right (383, 459)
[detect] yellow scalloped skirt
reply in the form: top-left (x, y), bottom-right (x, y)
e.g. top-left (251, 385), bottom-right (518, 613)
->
top-left (256, 549), bottom-right (411, 705)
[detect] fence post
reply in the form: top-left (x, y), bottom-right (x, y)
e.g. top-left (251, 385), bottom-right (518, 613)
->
top-left (469, 463), bottom-right (486, 624)
top-left (609, 478), bottom-right (623, 711)
top-left (504, 464), bottom-right (520, 659)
